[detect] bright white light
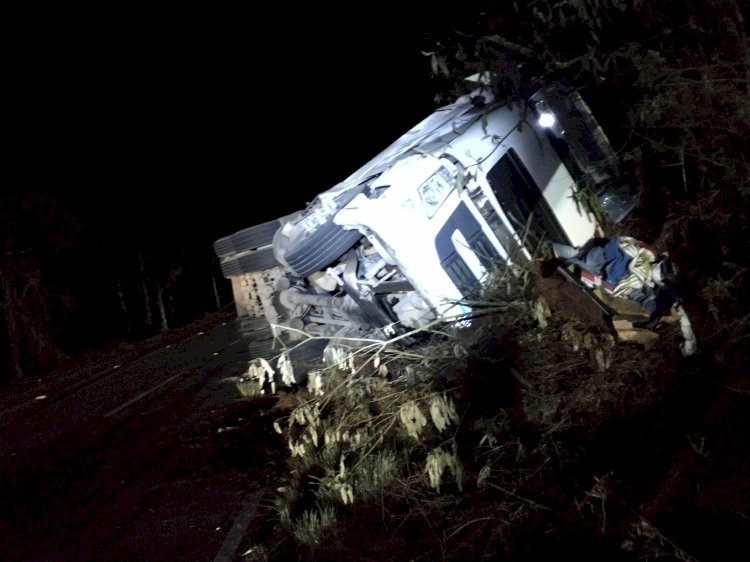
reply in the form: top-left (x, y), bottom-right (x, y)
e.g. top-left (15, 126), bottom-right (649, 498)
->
top-left (538, 112), bottom-right (556, 128)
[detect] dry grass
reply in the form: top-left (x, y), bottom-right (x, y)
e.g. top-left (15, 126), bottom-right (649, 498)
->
top-left (233, 258), bottom-right (711, 561)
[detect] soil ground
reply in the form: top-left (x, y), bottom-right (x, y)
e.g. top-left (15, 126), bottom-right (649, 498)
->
top-left (2, 273), bottom-right (749, 562)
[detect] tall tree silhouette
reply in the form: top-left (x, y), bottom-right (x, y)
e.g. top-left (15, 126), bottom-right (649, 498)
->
top-left (0, 192), bottom-right (82, 379)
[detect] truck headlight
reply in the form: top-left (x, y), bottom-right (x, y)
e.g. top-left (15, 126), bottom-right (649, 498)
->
top-left (537, 111), bottom-right (556, 128)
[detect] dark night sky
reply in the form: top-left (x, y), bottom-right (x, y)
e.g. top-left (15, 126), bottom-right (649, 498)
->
top-left (3, 5), bottom-right (448, 246)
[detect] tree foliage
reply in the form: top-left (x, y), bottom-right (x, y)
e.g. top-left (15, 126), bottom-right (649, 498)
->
top-left (0, 186), bottom-right (225, 380)
top-left (0, 192), bottom-right (84, 377)
top-left (422, 0), bottom-right (750, 349)
top-left (239, 3), bottom-right (750, 560)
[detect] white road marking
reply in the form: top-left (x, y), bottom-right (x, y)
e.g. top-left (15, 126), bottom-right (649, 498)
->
top-left (213, 489), bottom-right (265, 562)
top-left (103, 374), bottom-right (181, 418)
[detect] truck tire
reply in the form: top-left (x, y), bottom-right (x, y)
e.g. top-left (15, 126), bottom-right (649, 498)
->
top-left (236, 316), bottom-right (270, 336)
top-left (289, 338), bottom-right (328, 367)
top-left (219, 247), bottom-right (279, 277)
top-left (247, 334), bottom-right (276, 359)
top-left (213, 219), bottom-right (282, 258)
top-left (283, 222), bottom-right (362, 278)
top-left (276, 187), bottom-right (366, 278)
top-left (231, 219), bottom-right (282, 254)
top-left (213, 235), bottom-right (236, 258)
top-left (275, 338), bottom-right (329, 386)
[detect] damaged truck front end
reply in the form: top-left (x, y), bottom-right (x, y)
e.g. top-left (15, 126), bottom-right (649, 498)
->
top-left (214, 81), bottom-right (637, 385)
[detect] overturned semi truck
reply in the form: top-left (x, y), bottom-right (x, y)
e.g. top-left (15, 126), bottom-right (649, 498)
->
top-left (214, 79), bottom-right (637, 384)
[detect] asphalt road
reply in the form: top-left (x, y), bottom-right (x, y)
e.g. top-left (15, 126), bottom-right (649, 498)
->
top-left (0, 318), bottom-right (281, 562)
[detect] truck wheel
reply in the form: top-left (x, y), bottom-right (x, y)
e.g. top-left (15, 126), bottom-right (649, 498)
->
top-left (236, 316), bottom-right (269, 336)
top-left (213, 219), bottom-right (282, 258)
top-left (213, 234), bottom-right (236, 259)
top-left (275, 187), bottom-right (366, 278)
top-left (276, 338), bottom-right (328, 386)
top-left (247, 329), bottom-right (277, 359)
top-left (231, 219), bottom-right (282, 253)
top-left (281, 222), bottom-right (362, 278)
top-left (289, 338), bottom-right (327, 366)
top-left (219, 247), bottom-right (280, 277)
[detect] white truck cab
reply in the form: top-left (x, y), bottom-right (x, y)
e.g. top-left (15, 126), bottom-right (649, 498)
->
top-left (214, 80), bottom-right (636, 378)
